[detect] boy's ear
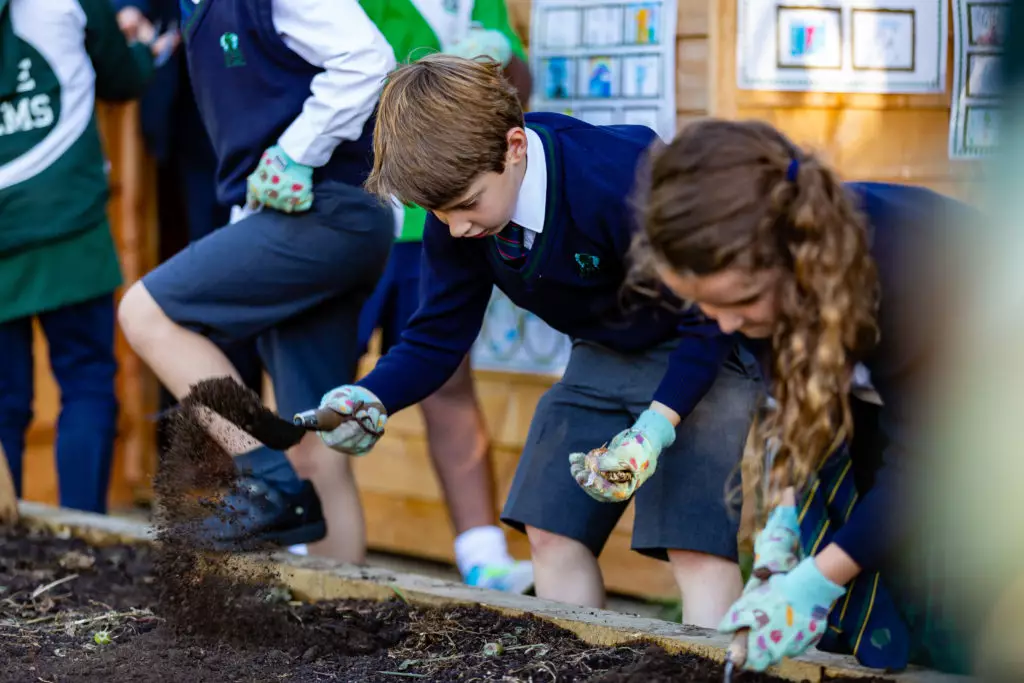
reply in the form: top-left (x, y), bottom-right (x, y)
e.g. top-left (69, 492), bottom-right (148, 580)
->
top-left (505, 127), bottom-right (528, 165)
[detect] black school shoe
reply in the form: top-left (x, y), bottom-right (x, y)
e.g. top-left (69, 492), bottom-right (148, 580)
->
top-left (197, 477), bottom-right (327, 551)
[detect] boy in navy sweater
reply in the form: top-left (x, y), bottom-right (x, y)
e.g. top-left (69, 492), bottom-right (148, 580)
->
top-left (118, 0), bottom-right (395, 560)
top-left (637, 118), bottom-right (975, 673)
top-left (312, 55), bottom-right (762, 626)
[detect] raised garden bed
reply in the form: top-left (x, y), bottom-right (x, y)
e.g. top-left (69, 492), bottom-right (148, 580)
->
top-left (2, 505), bottom-right (966, 683)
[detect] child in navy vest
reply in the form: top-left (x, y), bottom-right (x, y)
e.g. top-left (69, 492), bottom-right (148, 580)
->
top-left (311, 55), bottom-right (763, 627)
top-left (637, 117), bottom-right (976, 674)
top-left (117, 0), bottom-right (396, 559)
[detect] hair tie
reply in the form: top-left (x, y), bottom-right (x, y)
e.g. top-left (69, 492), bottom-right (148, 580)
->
top-left (786, 158), bottom-right (800, 183)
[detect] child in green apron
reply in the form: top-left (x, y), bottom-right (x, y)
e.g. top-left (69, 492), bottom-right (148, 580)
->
top-left (0, 0), bottom-right (160, 512)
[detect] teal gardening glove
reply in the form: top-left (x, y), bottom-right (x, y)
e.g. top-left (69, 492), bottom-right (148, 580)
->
top-left (317, 385), bottom-right (388, 455)
top-left (750, 505), bottom-right (802, 583)
top-left (720, 556), bottom-right (846, 672)
top-left (246, 144), bottom-right (314, 213)
top-left (568, 409), bottom-right (676, 502)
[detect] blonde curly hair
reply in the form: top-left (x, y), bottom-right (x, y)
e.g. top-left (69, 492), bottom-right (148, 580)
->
top-left (629, 119), bottom-right (880, 525)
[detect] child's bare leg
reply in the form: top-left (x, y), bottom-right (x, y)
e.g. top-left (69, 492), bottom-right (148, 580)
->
top-left (290, 435), bottom-right (366, 564)
top-left (527, 526), bottom-right (605, 607)
top-left (668, 550), bottom-right (742, 628)
top-left (118, 282), bottom-right (256, 452)
top-left (421, 356), bottom-right (494, 536)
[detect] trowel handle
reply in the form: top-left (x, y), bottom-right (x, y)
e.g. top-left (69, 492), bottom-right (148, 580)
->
top-left (728, 629), bottom-right (748, 665)
top-left (723, 629), bottom-right (748, 683)
top-left (292, 407), bottom-right (344, 431)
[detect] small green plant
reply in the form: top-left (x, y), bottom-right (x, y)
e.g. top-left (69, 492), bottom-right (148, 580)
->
top-left (482, 642), bottom-right (504, 657)
top-left (93, 630), bottom-right (112, 645)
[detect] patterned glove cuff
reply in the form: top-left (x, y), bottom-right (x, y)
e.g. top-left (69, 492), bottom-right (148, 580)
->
top-left (633, 408), bottom-right (676, 451)
top-left (788, 556), bottom-right (847, 613)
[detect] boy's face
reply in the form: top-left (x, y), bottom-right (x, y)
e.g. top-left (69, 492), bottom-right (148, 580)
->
top-left (431, 129), bottom-right (528, 239)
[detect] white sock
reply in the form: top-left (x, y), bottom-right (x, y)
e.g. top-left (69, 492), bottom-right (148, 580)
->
top-left (288, 544), bottom-right (308, 556)
top-left (454, 525), bottom-right (514, 577)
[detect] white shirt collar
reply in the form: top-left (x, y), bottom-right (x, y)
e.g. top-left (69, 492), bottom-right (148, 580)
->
top-left (510, 127), bottom-right (547, 234)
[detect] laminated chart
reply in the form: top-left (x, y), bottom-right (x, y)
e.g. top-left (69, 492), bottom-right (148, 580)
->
top-left (470, 287), bottom-right (572, 376)
top-left (528, 0), bottom-right (678, 139)
top-left (949, 0), bottom-right (1007, 158)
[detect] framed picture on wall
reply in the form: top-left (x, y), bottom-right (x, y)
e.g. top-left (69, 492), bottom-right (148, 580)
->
top-left (543, 57), bottom-right (575, 99)
top-left (966, 52), bottom-right (1003, 98)
top-left (851, 8), bottom-right (916, 71)
top-left (967, 1), bottom-right (1009, 47)
top-left (963, 105), bottom-right (1001, 150)
top-left (577, 55), bottom-right (620, 98)
top-left (776, 5), bottom-right (843, 69)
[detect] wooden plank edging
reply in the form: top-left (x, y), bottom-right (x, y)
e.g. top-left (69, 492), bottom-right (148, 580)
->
top-left (16, 502), bottom-right (971, 683)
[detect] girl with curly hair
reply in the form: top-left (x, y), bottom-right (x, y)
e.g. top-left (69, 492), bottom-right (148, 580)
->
top-left (632, 118), bottom-right (975, 675)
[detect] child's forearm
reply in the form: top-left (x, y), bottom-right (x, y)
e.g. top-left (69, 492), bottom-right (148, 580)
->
top-left (814, 543), bottom-right (862, 586)
top-left (648, 401), bottom-right (681, 427)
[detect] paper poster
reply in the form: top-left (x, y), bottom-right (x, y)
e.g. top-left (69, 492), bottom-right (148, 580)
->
top-left (529, 0), bottom-right (678, 140)
top-left (949, 0), bottom-right (1008, 158)
top-left (470, 287), bottom-right (572, 376)
top-left (736, 0), bottom-right (948, 93)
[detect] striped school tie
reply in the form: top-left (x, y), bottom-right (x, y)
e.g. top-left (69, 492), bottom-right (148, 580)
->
top-left (495, 221), bottom-right (526, 266)
top-left (798, 450), bottom-right (911, 670)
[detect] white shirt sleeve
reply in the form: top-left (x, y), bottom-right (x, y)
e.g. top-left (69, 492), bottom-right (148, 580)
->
top-left (271, 0), bottom-right (396, 167)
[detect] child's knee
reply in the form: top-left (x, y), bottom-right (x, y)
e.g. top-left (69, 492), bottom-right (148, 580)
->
top-left (290, 433), bottom-right (354, 481)
top-left (525, 526), bottom-right (588, 558)
top-left (117, 282), bottom-right (170, 348)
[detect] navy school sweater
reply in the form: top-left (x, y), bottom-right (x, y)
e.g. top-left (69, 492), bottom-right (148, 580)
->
top-left (744, 181), bottom-right (972, 572)
top-left (359, 112), bottom-right (737, 418)
top-left (181, 0), bottom-right (375, 206)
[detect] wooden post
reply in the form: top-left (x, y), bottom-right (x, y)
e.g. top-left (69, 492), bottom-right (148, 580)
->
top-left (0, 441), bottom-right (19, 525)
top-left (96, 101), bottom-right (159, 502)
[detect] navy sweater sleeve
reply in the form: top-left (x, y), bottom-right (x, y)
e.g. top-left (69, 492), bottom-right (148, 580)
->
top-left (652, 317), bottom-right (736, 418)
top-left (830, 183), bottom-right (964, 570)
top-left (357, 216), bottom-right (494, 413)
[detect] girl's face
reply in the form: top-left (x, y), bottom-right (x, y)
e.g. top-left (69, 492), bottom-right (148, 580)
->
top-left (657, 264), bottom-right (782, 338)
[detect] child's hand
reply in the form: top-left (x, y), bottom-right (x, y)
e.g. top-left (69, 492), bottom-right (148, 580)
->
top-left (447, 29), bottom-right (513, 67)
top-left (568, 409), bottom-right (675, 502)
top-left (246, 144), bottom-right (314, 213)
top-left (720, 557), bottom-right (846, 672)
top-left (317, 385), bottom-right (387, 455)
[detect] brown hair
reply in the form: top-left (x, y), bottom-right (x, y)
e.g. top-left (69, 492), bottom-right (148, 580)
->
top-left (365, 54), bottom-right (525, 209)
top-left (631, 119), bottom-right (880, 521)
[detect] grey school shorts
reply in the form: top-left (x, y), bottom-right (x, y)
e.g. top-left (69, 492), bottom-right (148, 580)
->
top-left (501, 339), bottom-right (763, 562)
top-left (141, 180), bottom-right (393, 417)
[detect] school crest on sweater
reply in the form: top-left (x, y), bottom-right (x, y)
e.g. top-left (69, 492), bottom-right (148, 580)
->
top-left (574, 253), bottom-right (600, 277)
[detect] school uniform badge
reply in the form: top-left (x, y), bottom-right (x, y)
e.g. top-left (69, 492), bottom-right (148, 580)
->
top-left (574, 253), bottom-right (600, 277)
top-left (220, 32), bottom-right (246, 68)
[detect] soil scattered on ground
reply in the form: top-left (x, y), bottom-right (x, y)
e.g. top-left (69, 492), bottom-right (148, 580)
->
top-left (0, 383), bottom-right (897, 682)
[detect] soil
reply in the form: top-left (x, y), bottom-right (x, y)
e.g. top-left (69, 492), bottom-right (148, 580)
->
top-left (0, 525), bottom-right (897, 683)
top-left (0, 385), bottom-right (897, 682)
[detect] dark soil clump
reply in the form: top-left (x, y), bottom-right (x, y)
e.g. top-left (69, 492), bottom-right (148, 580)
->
top-left (0, 525), bottom-right (880, 683)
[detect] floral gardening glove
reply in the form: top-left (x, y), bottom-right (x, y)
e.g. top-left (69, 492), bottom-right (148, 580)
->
top-left (317, 385), bottom-right (388, 456)
top-left (246, 144), bottom-right (314, 213)
top-left (748, 505), bottom-right (802, 588)
top-left (568, 409), bottom-right (675, 502)
top-left (720, 557), bottom-right (846, 672)
top-left (447, 28), bottom-right (513, 67)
